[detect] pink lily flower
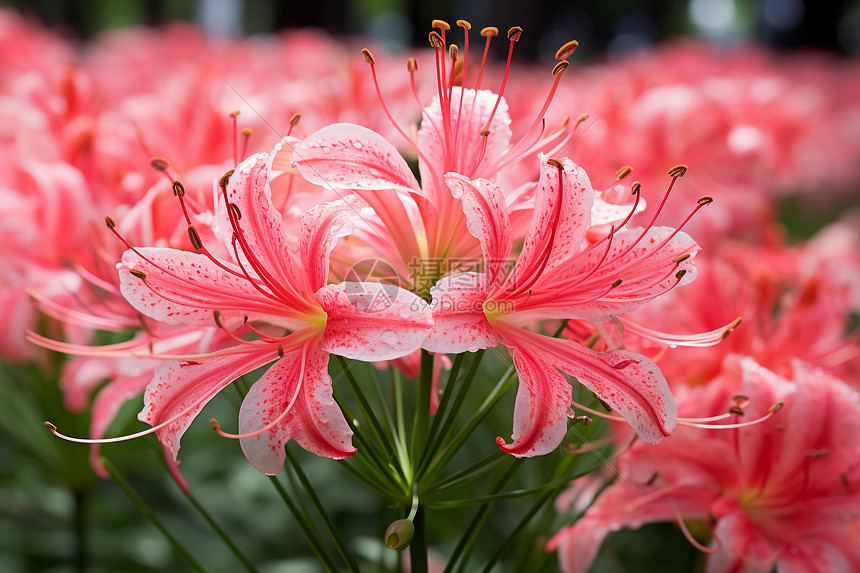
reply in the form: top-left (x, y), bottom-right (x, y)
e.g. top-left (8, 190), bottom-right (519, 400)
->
top-left (422, 155), bottom-right (702, 456)
top-left (548, 356), bottom-right (860, 573)
top-left (47, 149), bottom-right (432, 475)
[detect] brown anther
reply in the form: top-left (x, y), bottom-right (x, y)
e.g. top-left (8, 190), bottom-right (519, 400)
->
top-left (675, 269), bottom-right (687, 280)
top-left (729, 406), bottom-right (745, 416)
top-left (507, 26), bottom-right (523, 42)
top-left (631, 181), bottom-right (641, 195)
top-left (572, 415), bottom-right (592, 426)
top-left (213, 310), bottom-right (223, 329)
top-left (584, 333), bottom-right (601, 349)
top-left (480, 26), bottom-right (499, 37)
top-left (130, 269), bottom-right (147, 280)
top-left (552, 60), bottom-right (569, 76)
top-left (229, 202), bottom-right (242, 221)
top-left (44, 421), bottom-right (57, 432)
top-left (240, 127), bottom-right (253, 136)
top-left (172, 180), bottom-right (185, 197)
top-left (432, 19), bottom-right (450, 31)
top-left (289, 113), bottom-right (302, 126)
top-left (428, 31), bottom-right (444, 48)
top-left (546, 157), bottom-right (564, 169)
top-left (456, 19), bottom-right (471, 30)
top-left (768, 401), bottom-right (784, 413)
top-left (219, 169), bottom-right (235, 188)
top-left (576, 112), bottom-right (589, 123)
top-left (104, 216), bottom-right (116, 229)
top-left (806, 449), bottom-right (830, 458)
top-left (730, 318), bottom-right (743, 329)
top-left (407, 57), bottom-right (418, 73)
top-left (449, 43), bottom-right (459, 60)
top-left (615, 165), bottom-right (633, 180)
top-left (598, 399), bottom-right (613, 412)
top-left (210, 418), bottom-right (221, 431)
top-left (480, 130), bottom-right (491, 137)
top-left (672, 253), bottom-right (691, 264)
top-left (150, 156), bottom-right (170, 171)
top-left (697, 196), bottom-right (714, 205)
top-left (187, 225), bottom-right (203, 250)
top-left (667, 164), bottom-right (688, 177)
top-left (611, 278), bottom-right (623, 288)
top-left (278, 345), bottom-right (284, 358)
top-left (555, 40), bottom-right (579, 60)
top-left (361, 48), bottom-right (375, 65)
top-left (732, 394), bottom-right (750, 403)
top-left (230, 110), bottom-right (240, 118)
top-left (646, 472), bottom-right (659, 486)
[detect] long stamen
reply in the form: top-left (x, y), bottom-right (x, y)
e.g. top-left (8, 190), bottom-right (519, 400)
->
top-left (211, 343), bottom-right (309, 440)
top-left (286, 112), bottom-right (301, 137)
top-left (474, 27), bottom-right (498, 92)
top-left (480, 27), bottom-right (521, 133)
top-left (618, 316), bottom-right (744, 347)
top-left (230, 110), bottom-right (240, 166)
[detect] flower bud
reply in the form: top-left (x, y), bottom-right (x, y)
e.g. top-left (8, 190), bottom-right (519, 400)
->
top-left (384, 519), bottom-right (414, 550)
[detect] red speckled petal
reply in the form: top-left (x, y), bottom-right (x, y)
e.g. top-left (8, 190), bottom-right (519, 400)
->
top-left (423, 272), bottom-right (498, 354)
top-left (118, 248), bottom-right (284, 328)
top-left (495, 337), bottom-right (573, 457)
top-left (239, 344), bottom-right (355, 474)
top-left (299, 197), bottom-right (359, 292)
top-left (445, 174), bottom-right (512, 285)
top-left (317, 282), bottom-right (432, 361)
top-left (292, 123), bottom-right (421, 196)
top-left (139, 343), bottom-right (277, 460)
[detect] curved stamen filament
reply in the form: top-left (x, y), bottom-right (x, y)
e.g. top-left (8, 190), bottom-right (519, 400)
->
top-left (618, 316), bottom-right (744, 347)
top-left (211, 343), bottom-right (309, 439)
top-left (670, 497), bottom-right (722, 553)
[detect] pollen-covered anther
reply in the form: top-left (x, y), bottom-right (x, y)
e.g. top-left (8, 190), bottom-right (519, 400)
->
top-left (480, 130), bottom-right (491, 137)
top-left (213, 310), bottom-right (223, 329)
top-left (187, 225), bottom-right (203, 250)
top-left (611, 278), bottom-right (623, 288)
top-left (449, 43), bottom-right (459, 60)
top-left (456, 19), bottom-right (471, 30)
top-left (481, 26), bottom-right (499, 37)
top-left (667, 164), bottom-right (688, 177)
top-left (615, 165), bottom-right (633, 180)
top-left (407, 57), bottom-right (418, 72)
top-left (672, 253), bottom-right (691, 264)
top-left (219, 169), bottom-right (235, 188)
top-left (507, 26), bottom-right (523, 42)
top-left (361, 48), bottom-right (375, 65)
top-left (546, 157), bottom-right (564, 169)
top-left (555, 40), bottom-right (579, 60)
top-left (722, 317), bottom-right (743, 339)
top-left (289, 113), bottom-right (302, 126)
top-left (230, 110), bottom-right (240, 118)
top-left (728, 406), bottom-right (745, 416)
top-left (240, 127), bottom-right (253, 136)
top-left (172, 180), bottom-right (185, 197)
top-left (149, 156), bottom-right (170, 171)
top-left (631, 181), bottom-right (641, 195)
top-left (570, 415), bottom-right (592, 426)
top-left (732, 394), bottom-right (750, 403)
top-left (675, 269), bottom-right (687, 280)
top-left (104, 216), bottom-right (116, 229)
top-left (229, 202), bottom-right (242, 220)
top-left (552, 60), bottom-right (569, 76)
top-left (428, 31), bottom-right (444, 48)
top-left (432, 19), bottom-right (450, 31)
top-left (209, 418), bottom-right (221, 431)
top-left (44, 421), bottom-right (57, 432)
top-left (576, 112), bottom-right (589, 123)
top-left (278, 345), bottom-right (284, 358)
top-left (130, 269), bottom-right (147, 280)
top-left (697, 196), bottom-right (714, 205)
top-left (768, 401), bottom-right (784, 413)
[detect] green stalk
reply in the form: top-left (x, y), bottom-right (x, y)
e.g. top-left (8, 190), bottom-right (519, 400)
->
top-left (267, 475), bottom-right (340, 573)
top-left (409, 505), bottom-right (428, 573)
top-left (285, 447), bottom-right (361, 573)
top-left (416, 353), bottom-right (465, 472)
top-left (182, 491), bottom-right (260, 573)
top-left (478, 487), bottom-right (557, 573)
top-left (100, 458), bottom-right (207, 573)
top-left (409, 350), bottom-right (436, 458)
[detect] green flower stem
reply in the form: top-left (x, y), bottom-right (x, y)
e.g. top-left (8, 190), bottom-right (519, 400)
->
top-left (100, 457), bottom-right (207, 573)
top-left (73, 491), bottom-right (87, 573)
top-left (416, 353), bottom-right (465, 472)
top-left (368, 367), bottom-right (411, 482)
top-left (267, 475), bottom-right (341, 573)
top-left (416, 350), bottom-right (486, 480)
top-left (285, 447), bottom-right (361, 573)
top-left (393, 369), bottom-right (408, 458)
top-left (426, 451), bottom-right (506, 495)
top-left (443, 459), bottom-right (523, 573)
top-left (409, 350), bottom-right (436, 460)
top-left (182, 490), bottom-right (260, 573)
top-left (478, 487), bottom-right (557, 573)
top-left (409, 505), bottom-right (428, 573)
